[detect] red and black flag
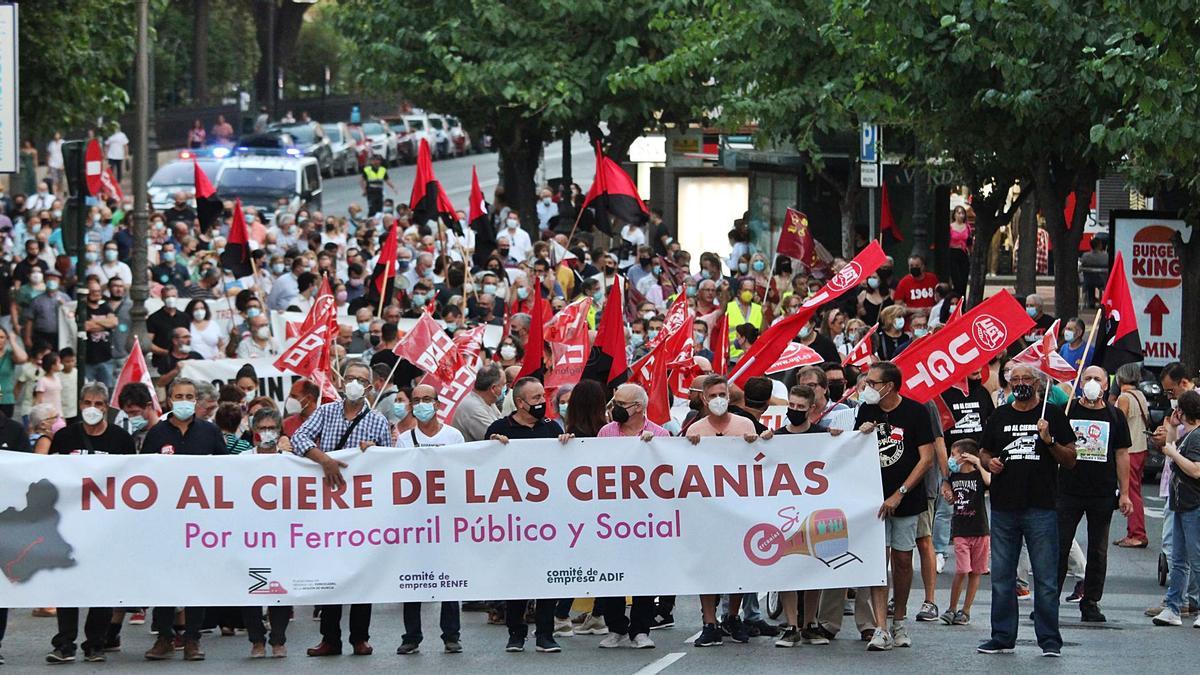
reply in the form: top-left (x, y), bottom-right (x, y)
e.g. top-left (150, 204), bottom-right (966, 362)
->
top-left (582, 143), bottom-right (648, 236)
top-left (410, 138), bottom-right (459, 234)
top-left (469, 166), bottom-right (496, 265)
top-left (372, 221), bottom-right (400, 304)
top-left (582, 277), bottom-right (629, 388)
top-left (1093, 250), bottom-right (1143, 370)
top-left (220, 199), bottom-right (253, 278)
top-left (194, 159), bottom-right (223, 232)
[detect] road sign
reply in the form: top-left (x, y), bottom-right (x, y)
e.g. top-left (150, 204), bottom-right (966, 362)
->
top-left (84, 139), bottom-right (103, 196)
top-left (1112, 211), bottom-right (1190, 366)
top-left (860, 161), bottom-right (880, 188)
top-left (860, 123), bottom-right (879, 163)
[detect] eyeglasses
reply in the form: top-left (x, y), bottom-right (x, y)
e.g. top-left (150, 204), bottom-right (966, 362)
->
top-left (344, 376), bottom-right (370, 385)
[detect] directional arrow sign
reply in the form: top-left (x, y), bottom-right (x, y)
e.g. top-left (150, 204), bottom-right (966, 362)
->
top-left (1145, 294), bottom-right (1169, 336)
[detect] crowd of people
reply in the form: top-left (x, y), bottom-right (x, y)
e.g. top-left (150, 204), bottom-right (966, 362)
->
top-left (0, 160), bottom-right (1196, 665)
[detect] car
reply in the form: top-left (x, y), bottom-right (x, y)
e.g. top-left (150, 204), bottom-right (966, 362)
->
top-left (445, 115), bottom-right (472, 157)
top-left (214, 154), bottom-right (322, 223)
top-left (403, 112), bottom-right (434, 155)
top-left (427, 113), bottom-right (451, 158)
top-left (268, 123), bottom-right (334, 177)
top-left (360, 119), bottom-right (398, 166)
top-left (381, 115), bottom-right (418, 164)
top-left (321, 122), bottom-right (360, 176)
top-left (147, 157), bottom-right (222, 211)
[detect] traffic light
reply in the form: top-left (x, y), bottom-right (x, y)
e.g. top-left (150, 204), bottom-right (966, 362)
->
top-left (61, 140), bottom-right (88, 257)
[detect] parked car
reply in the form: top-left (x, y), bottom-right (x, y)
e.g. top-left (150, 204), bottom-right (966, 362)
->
top-left (346, 125), bottom-right (371, 170)
top-left (147, 157), bottom-right (222, 211)
top-left (266, 123), bottom-right (334, 177)
top-left (403, 112), bottom-right (434, 155)
top-left (445, 115), bottom-right (472, 157)
top-left (321, 122), bottom-right (359, 176)
top-left (427, 113), bottom-right (451, 158)
top-left (214, 154), bottom-right (322, 222)
top-left (360, 119), bottom-right (398, 165)
top-left (382, 115), bottom-right (418, 164)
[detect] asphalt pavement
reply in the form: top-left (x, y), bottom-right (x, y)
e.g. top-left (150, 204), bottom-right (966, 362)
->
top-left (2, 484), bottom-right (1193, 673)
top-left (319, 136), bottom-right (597, 217)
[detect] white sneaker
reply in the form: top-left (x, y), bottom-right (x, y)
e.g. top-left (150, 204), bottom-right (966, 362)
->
top-left (867, 628), bottom-right (893, 651)
top-left (1153, 607), bottom-right (1182, 626)
top-left (598, 633), bottom-right (631, 649)
top-left (891, 622), bottom-right (912, 648)
top-left (935, 553), bottom-right (946, 574)
top-left (631, 633), bottom-right (655, 649)
top-left (574, 613), bottom-right (609, 635)
top-left (1193, 614), bottom-right (1200, 629)
top-left (553, 617), bottom-right (574, 637)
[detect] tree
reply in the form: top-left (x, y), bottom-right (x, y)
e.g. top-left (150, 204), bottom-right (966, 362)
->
top-left (17, 0), bottom-right (140, 139)
top-left (335, 0), bottom-right (707, 230)
top-left (250, 0), bottom-right (313, 105)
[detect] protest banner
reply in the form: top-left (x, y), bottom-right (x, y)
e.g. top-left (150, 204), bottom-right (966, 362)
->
top-left (0, 435), bottom-right (885, 607)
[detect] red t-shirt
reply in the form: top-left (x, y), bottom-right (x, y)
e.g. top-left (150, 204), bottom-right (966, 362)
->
top-left (893, 272), bottom-right (940, 310)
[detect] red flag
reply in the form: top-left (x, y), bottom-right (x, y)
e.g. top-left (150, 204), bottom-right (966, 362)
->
top-left (393, 311), bottom-right (459, 374)
top-left (711, 313), bottom-right (729, 376)
top-left (373, 222), bottom-right (399, 296)
top-left (842, 323), bottom-right (878, 369)
top-left (582, 143), bottom-right (648, 236)
top-left (941, 301), bottom-right (974, 395)
top-left (592, 279), bottom-right (628, 383)
top-left (766, 342), bottom-right (824, 374)
top-left (467, 166), bottom-right (495, 258)
top-left (420, 326), bottom-right (488, 424)
top-left (274, 321), bottom-right (335, 378)
top-left (777, 208), bottom-right (816, 265)
top-left (1092, 250), bottom-right (1143, 370)
top-left (730, 241), bottom-right (888, 388)
top-left (410, 139), bottom-right (459, 232)
top-left (630, 314), bottom-right (693, 425)
top-left (518, 281), bottom-right (547, 379)
top-left (220, 199), bottom-right (253, 277)
top-left (880, 181), bottom-right (902, 241)
top-left (932, 394), bottom-right (956, 431)
top-left (544, 298), bottom-right (593, 411)
top-left (194, 158), bottom-right (223, 230)
top-left (1010, 319), bottom-right (1079, 383)
top-left (110, 337), bottom-right (161, 413)
top-left (99, 166), bottom-right (124, 202)
top-left (894, 290), bottom-right (1033, 403)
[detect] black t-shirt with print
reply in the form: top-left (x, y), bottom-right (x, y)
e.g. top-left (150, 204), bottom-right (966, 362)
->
top-left (949, 470), bottom-right (989, 537)
top-left (1060, 402), bottom-right (1131, 497)
top-left (940, 380), bottom-right (995, 445)
top-left (49, 422), bottom-right (136, 455)
top-left (980, 402), bottom-right (1074, 511)
top-left (855, 396), bottom-right (935, 517)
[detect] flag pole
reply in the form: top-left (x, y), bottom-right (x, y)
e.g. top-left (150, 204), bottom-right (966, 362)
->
top-left (377, 275), bottom-right (389, 319)
top-left (248, 255), bottom-right (273, 339)
top-left (1064, 310), bottom-right (1102, 415)
top-left (371, 355), bottom-right (404, 409)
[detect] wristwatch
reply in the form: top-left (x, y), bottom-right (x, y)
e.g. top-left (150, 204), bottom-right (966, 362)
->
top-left (898, 485), bottom-right (909, 495)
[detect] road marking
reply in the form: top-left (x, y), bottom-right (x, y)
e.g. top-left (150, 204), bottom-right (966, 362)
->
top-left (683, 630), bottom-right (701, 643)
top-left (633, 652), bottom-right (686, 675)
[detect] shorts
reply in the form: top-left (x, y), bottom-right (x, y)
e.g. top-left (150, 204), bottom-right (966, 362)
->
top-left (953, 535), bottom-right (990, 574)
top-left (916, 498), bottom-right (936, 538)
top-left (885, 514), bottom-right (920, 552)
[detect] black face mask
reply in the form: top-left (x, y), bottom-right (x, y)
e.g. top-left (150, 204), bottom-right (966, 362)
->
top-left (527, 403), bottom-right (546, 419)
top-left (498, 248), bottom-right (510, 257)
top-left (827, 381), bottom-right (846, 402)
top-left (1013, 383), bottom-right (1036, 401)
top-left (910, 266), bottom-right (922, 277)
top-left (786, 408), bottom-right (808, 427)
top-left (638, 257), bottom-right (652, 266)
top-left (611, 404), bottom-right (631, 424)
top-left (689, 397), bottom-right (702, 411)
top-left (369, 335), bottom-right (381, 347)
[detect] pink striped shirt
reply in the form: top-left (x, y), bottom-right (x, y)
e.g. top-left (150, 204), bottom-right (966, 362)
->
top-left (598, 420), bottom-right (671, 437)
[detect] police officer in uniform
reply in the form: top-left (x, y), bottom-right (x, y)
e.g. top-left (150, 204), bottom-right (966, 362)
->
top-left (360, 154), bottom-right (396, 217)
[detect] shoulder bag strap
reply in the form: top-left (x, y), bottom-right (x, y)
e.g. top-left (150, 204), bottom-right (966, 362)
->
top-left (334, 409), bottom-right (368, 451)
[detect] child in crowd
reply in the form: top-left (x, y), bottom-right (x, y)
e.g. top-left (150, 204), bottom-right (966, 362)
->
top-left (34, 351), bottom-right (63, 417)
top-left (940, 439), bottom-right (991, 626)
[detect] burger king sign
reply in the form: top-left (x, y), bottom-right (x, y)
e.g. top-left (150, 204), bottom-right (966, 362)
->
top-left (1112, 212), bottom-right (1191, 366)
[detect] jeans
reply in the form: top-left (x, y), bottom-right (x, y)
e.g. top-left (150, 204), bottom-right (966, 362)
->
top-left (402, 601), bottom-right (460, 644)
top-left (1166, 508), bottom-right (1200, 613)
top-left (152, 606), bottom-right (205, 641)
top-left (597, 596), bottom-right (654, 637)
top-left (720, 592), bottom-right (764, 623)
top-left (554, 598), bottom-right (573, 620)
top-left (52, 607), bottom-right (111, 655)
top-left (83, 362), bottom-right (114, 390)
top-left (0, 607), bottom-right (6, 647)
top-left (1160, 505), bottom-right (1200, 605)
top-left (932, 493), bottom-right (953, 555)
top-left (506, 599), bottom-right (556, 640)
top-left (242, 606), bottom-right (290, 646)
top-left (990, 508), bottom-right (1062, 651)
top-left (1056, 493), bottom-right (1113, 605)
top-left (318, 604), bottom-right (371, 646)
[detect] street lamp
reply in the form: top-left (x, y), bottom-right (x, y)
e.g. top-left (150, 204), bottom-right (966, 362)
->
top-left (130, 0), bottom-right (150, 344)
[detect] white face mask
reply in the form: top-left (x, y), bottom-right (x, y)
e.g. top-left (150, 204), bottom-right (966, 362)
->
top-left (1083, 379), bottom-right (1104, 401)
top-left (500, 345), bottom-right (517, 361)
top-left (344, 380), bottom-right (366, 401)
top-left (81, 406), bottom-right (105, 426)
top-left (255, 326), bottom-right (270, 340)
top-left (284, 397), bottom-right (303, 415)
top-left (860, 385), bottom-right (882, 405)
top-left (257, 430), bottom-right (279, 446)
top-left (179, 343), bottom-right (192, 354)
top-left (165, 297), bottom-right (178, 310)
top-left (707, 396), bottom-right (729, 416)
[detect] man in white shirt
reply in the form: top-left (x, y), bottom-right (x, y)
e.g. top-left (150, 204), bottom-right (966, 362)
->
top-left (27, 180), bottom-right (55, 213)
top-left (500, 214), bottom-right (533, 263)
top-left (94, 241), bottom-right (133, 286)
top-left (105, 125), bottom-right (130, 181)
top-left (536, 188), bottom-right (559, 232)
top-left (237, 314), bottom-right (279, 358)
top-left (47, 132), bottom-right (65, 194)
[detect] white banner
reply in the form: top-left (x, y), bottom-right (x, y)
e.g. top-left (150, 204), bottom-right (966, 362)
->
top-left (180, 358), bottom-right (302, 410)
top-left (0, 436), bottom-right (885, 607)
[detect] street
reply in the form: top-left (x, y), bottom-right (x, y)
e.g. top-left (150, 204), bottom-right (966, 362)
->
top-left (2, 487), bottom-right (1191, 673)
top-left (319, 136), bottom-right (597, 216)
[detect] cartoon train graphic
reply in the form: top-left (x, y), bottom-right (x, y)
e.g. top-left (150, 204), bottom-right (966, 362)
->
top-left (742, 507), bottom-right (862, 569)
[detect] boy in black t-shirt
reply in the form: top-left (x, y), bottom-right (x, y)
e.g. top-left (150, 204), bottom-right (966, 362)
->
top-left (940, 439), bottom-right (991, 626)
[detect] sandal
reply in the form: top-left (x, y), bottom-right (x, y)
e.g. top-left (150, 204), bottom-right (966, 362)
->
top-left (1113, 538), bottom-right (1148, 548)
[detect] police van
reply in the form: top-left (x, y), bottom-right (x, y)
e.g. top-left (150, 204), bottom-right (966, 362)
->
top-left (213, 152), bottom-right (322, 222)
